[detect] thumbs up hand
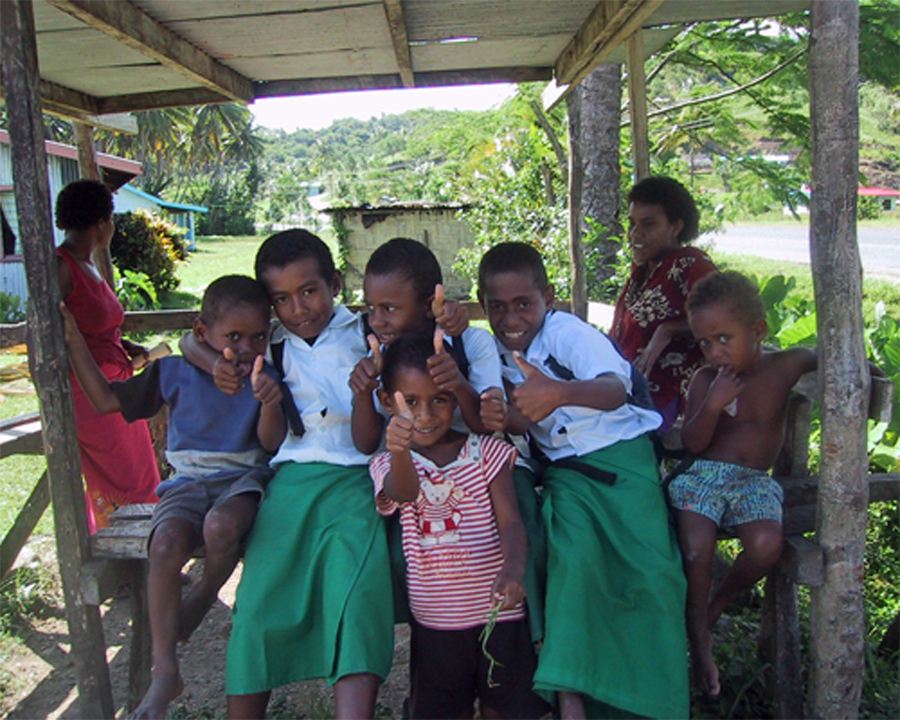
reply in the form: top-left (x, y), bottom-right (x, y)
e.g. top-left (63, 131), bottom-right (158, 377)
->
top-left (432, 284), bottom-right (469, 338)
top-left (386, 391), bottom-right (415, 454)
top-left (427, 327), bottom-right (463, 391)
top-left (213, 346), bottom-right (246, 395)
top-left (251, 355), bottom-right (283, 407)
top-left (511, 352), bottom-right (559, 423)
top-left (480, 386), bottom-right (509, 433)
top-left (350, 334), bottom-right (383, 395)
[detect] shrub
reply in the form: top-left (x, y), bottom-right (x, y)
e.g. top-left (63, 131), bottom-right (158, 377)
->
top-left (111, 210), bottom-right (189, 294)
top-left (0, 291), bottom-right (26, 323)
top-left (116, 269), bottom-right (159, 311)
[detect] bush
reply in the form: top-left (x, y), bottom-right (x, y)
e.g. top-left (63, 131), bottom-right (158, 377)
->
top-left (116, 269), bottom-right (159, 311)
top-left (111, 210), bottom-right (189, 294)
top-left (0, 291), bottom-right (26, 323)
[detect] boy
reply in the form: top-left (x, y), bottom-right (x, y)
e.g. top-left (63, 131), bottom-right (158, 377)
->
top-left (370, 333), bottom-right (550, 719)
top-left (182, 230), bottom-right (395, 719)
top-left (478, 242), bottom-right (689, 719)
top-left (60, 275), bottom-right (284, 720)
top-left (672, 270), bottom-right (818, 697)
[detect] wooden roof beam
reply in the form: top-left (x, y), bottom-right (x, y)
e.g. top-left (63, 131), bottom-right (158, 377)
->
top-left (548, 0), bottom-right (665, 108)
top-left (47, 0), bottom-right (254, 104)
top-left (382, 0), bottom-right (415, 88)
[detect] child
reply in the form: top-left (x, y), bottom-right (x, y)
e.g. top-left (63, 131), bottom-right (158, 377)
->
top-left (349, 237), bottom-right (545, 640)
top-left (60, 275), bottom-right (285, 720)
top-left (478, 242), bottom-right (689, 719)
top-left (182, 230), bottom-right (394, 719)
top-left (370, 333), bottom-right (550, 720)
top-left (672, 270), bottom-right (817, 696)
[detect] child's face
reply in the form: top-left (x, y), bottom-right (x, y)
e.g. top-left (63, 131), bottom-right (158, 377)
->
top-left (195, 304), bottom-right (270, 366)
top-left (364, 271), bottom-right (432, 346)
top-left (689, 304), bottom-right (767, 375)
top-left (261, 258), bottom-right (340, 341)
top-left (383, 367), bottom-right (456, 450)
top-left (627, 201), bottom-right (682, 267)
top-left (479, 270), bottom-right (552, 353)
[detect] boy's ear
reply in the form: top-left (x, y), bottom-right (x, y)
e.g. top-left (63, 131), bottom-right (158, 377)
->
top-left (192, 317), bottom-right (209, 344)
top-left (331, 271), bottom-right (343, 298)
top-left (753, 318), bottom-right (768, 342)
top-left (376, 388), bottom-right (393, 415)
top-left (544, 284), bottom-right (555, 307)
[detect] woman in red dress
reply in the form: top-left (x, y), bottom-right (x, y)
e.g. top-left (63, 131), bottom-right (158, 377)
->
top-left (611, 177), bottom-right (717, 433)
top-left (55, 180), bottom-right (159, 532)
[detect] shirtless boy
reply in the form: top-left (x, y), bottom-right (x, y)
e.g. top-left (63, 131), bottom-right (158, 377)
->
top-left (671, 270), bottom-right (817, 696)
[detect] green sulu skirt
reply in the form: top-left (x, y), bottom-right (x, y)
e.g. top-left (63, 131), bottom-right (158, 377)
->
top-left (225, 462), bottom-right (394, 694)
top-left (533, 435), bottom-right (689, 719)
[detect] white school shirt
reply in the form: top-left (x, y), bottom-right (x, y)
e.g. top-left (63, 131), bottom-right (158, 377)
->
top-left (498, 310), bottom-right (662, 462)
top-left (268, 304), bottom-right (371, 467)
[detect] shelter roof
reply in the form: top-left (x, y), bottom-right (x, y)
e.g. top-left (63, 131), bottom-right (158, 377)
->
top-left (14, 0), bottom-right (809, 124)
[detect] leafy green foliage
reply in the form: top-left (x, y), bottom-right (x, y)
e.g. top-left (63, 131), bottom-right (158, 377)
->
top-left (111, 210), bottom-right (189, 294)
top-left (0, 291), bottom-right (26, 323)
top-left (115, 269), bottom-right (159, 311)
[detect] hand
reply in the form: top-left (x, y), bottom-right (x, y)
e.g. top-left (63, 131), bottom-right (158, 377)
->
top-left (251, 355), bottom-right (283, 406)
top-left (427, 328), bottom-right (462, 391)
top-left (349, 335), bottom-right (383, 395)
top-left (433, 284), bottom-right (469, 337)
top-left (491, 570), bottom-right (525, 611)
top-left (213, 347), bottom-right (247, 396)
top-left (707, 366), bottom-right (744, 414)
top-left (129, 345), bottom-right (151, 371)
top-left (480, 386), bottom-right (508, 433)
top-left (386, 391), bottom-right (414, 454)
top-left (633, 326), bottom-right (669, 376)
top-left (511, 352), bottom-right (559, 423)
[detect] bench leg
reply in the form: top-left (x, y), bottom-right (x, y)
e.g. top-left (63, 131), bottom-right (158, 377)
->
top-left (127, 560), bottom-right (152, 712)
top-left (760, 567), bottom-right (804, 718)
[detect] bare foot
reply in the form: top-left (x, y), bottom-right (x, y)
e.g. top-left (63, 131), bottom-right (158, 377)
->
top-left (691, 625), bottom-right (720, 697)
top-left (178, 585), bottom-right (216, 643)
top-left (126, 669), bottom-right (184, 720)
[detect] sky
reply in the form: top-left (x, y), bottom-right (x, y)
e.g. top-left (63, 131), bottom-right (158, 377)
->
top-left (248, 83), bottom-right (517, 132)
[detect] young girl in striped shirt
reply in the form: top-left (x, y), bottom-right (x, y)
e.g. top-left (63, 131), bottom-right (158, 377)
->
top-left (370, 332), bottom-right (549, 720)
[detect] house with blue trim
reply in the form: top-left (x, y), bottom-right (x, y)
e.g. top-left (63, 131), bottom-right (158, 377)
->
top-left (115, 184), bottom-right (208, 249)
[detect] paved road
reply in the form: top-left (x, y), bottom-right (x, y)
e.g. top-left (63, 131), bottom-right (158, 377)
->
top-left (698, 223), bottom-right (900, 282)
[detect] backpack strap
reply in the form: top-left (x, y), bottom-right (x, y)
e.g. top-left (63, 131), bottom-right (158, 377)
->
top-left (270, 340), bottom-right (305, 438)
top-left (443, 333), bottom-right (470, 381)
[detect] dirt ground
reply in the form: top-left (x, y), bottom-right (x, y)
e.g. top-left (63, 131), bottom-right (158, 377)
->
top-left (2, 541), bottom-right (411, 719)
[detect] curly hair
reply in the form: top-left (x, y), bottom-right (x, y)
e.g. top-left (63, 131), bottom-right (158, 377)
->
top-left (55, 180), bottom-right (113, 232)
top-left (365, 237), bottom-right (443, 303)
top-left (686, 271), bottom-right (765, 325)
top-left (381, 332), bottom-right (434, 394)
top-left (478, 242), bottom-right (549, 293)
top-left (199, 274), bottom-right (271, 326)
top-left (254, 229), bottom-right (335, 289)
top-left (627, 176), bottom-right (700, 244)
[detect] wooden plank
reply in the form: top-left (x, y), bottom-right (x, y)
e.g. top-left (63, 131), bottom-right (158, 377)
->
top-left (1, 2), bottom-right (115, 716)
top-left (79, 557), bottom-right (139, 606)
top-left (127, 562), bottom-right (151, 711)
top-left (0, 413), bottom-right (43, 458)
top-left (382, 0), bottom-right (415, 88)
top-left (47, 0), bottom-right (253, 103)
top-left (760, 567), bottom-right (805, 719)
top-left (0, 470), bottom-right (50, 579)
top-left (122, 309), bottom-right (197, 333)
top-left (555, 0), bottom-right (665, 87)
top-left (98, 87), bottom-right (233, 114)
top-left (626, 29), bottom-right (650, 182)
top-left (109, 503), bottom-right (156, 521)
top-left (870, 376), bottom-right (894, 423)
top-left (778, 534), bottom-right (825, 587)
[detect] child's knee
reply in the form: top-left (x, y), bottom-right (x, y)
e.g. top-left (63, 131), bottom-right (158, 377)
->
top-left (204, 500), bottom-right (256, 550)
top-left (744, 525), bottom-right (783, 565)
top-left (680, 534), bottom-right (716, 567)
top-left (148, 523), bottom-right (195, 568)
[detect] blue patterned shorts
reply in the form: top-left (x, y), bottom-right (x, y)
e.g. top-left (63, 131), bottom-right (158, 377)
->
top-left (667, 458), bottom-right (783, 529)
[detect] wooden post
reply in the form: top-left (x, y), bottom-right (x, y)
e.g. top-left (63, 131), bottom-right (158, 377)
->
top-left (73, 122), bottom-right (115, 289)
top-left (567, 90), bottom-right (588, 320)
top-left (807, 2), bottom-right (868, 717)
top-left (0, 2), bottom-right (115, 717)
top-left (626, 30), bottom-right (650, 182)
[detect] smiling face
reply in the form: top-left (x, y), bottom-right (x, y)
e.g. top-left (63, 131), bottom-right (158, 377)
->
top-left (261, 257), bottom-right (340, 341)
top-left (479, 270), bottom-right (552, 353)
top-left (194, 303), bottom-right (270, 370)
top-left (689, 303), bottom-right (767, 375)
top-left (384, 366), bottom-right (456, 451)
top-left (364, 271), bottom-right (433, 346)
top-left (627, 201), bottom-right (683, 268)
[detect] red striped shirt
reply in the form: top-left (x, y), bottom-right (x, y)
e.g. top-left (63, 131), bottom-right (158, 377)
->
top-left (371, 434), bottom-right (523, 630)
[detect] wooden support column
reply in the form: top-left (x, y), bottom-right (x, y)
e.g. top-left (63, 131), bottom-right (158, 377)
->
top-left (807, 1), bottom-right (867, 717)
top-left (0, 2), bottom-right (115, 718)
top-left (73, 122), bottom-right (115, 289)
top-left (626, 30), bottom-right (650, 181)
